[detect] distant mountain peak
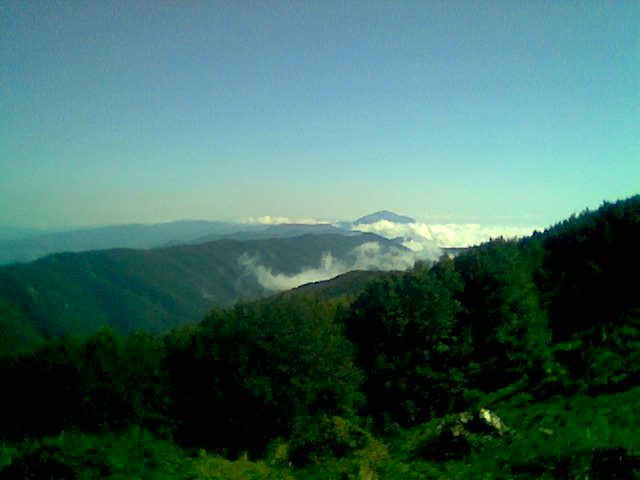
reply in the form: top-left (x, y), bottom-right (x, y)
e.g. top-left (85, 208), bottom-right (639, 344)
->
top-left (354, 210), bottom-right (415, 225)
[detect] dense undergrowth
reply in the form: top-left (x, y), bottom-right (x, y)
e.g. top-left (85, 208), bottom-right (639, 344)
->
top-left (1, 388), bottom-right (638, 479)
top-left (0, 195), bottom-right (639, 478)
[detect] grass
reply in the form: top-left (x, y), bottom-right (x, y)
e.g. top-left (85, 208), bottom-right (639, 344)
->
top-left (1, 387), bottom-right (639, 479)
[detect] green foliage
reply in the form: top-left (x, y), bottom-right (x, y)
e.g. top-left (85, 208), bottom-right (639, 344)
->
top-left (2, 196), bottom-right (640, 478)
top-left (344, 258), bottom-right (471, 428)
top-left (0, 428), bottom-right (295, 480)
top-left (282, 270), bottom-right (389, 303)
top-left (288, 415), bottom-right (371, 465)
top-left (192, 454), bottom-right (295, 480)
top-left (0, 328), bottom-right (171, 440)
top-left (454, 239), bottom-right (551, 390)
top-left (0, 300), bottom-right (44, 356)
top-left (0, 428), bottom-right (188, 480)
top-left (166, 295), bottom-right (363, 454)
top-left (375, 387), bottom-right (640, 480)
top-left (3, 388), bottom-right (638, 479)
top-left (343, 196), bottom-right (639, 431)
top-left (534, 196), bottom-right (640, 391)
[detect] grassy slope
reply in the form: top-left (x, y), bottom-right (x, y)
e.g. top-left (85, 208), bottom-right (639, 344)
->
top-left (2, 387), bottom-right (637, 479)
top-left (379, 387), bottom-right (640, 479)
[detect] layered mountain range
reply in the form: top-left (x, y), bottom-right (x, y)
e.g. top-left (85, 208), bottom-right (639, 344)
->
top-left (0, 230), bottom-right (410, 350)
top-left (0, 210), bottom-right (476, 351)
top-left (0, 211), bottom-right (441, 265)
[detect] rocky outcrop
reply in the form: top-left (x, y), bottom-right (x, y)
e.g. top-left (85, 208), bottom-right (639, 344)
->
top-left (420, 409), bottom-right (510, 460)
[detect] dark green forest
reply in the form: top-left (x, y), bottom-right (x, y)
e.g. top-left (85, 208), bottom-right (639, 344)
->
top-left (0, 233), bottom-right (398, 347)
top-left (1, 196), bottom-right (639, 479)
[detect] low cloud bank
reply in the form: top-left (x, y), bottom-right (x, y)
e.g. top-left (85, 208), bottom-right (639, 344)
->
top-left (353, 220), bottom-right (540, 249)
top-left (240, 241), bottom-right (440, 292)
top-left (237, 214), bottom-right (541, 291)
top-left (240, 252), bottom-right (345, 291)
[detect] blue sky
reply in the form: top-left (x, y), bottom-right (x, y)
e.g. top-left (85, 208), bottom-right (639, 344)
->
top-left (1, 1), bottom-right (638, 228)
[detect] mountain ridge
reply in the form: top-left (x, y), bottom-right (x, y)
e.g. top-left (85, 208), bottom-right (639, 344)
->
top-left (0, 232), bottom-right (409, 349)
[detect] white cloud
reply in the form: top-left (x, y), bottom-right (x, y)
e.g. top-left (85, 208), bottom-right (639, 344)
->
top-left (239, 252), bottom-right (345, 291)
top-left (237, 217), bottom-right (542, 292)
top-left (239, 241), bottom-right (441, 292)
top-left (353, 220), bottom-right (540, 248)
top-left (350, 241), bottom-right (433, 270)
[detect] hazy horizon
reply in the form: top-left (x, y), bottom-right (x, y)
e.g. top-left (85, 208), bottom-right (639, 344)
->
top-left (2, 2), bottom-right (638, 229)
top-left (0, 196), bottom-right (631, 233)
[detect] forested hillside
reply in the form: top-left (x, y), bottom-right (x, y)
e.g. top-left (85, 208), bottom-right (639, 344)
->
top-left (0, 196), bottom-right (638, 479)
top-left (0, 233), bottom-right (403, 350)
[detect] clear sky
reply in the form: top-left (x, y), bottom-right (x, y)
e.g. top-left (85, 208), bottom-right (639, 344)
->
top-left (1, 1), bottom-right (638, 228)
